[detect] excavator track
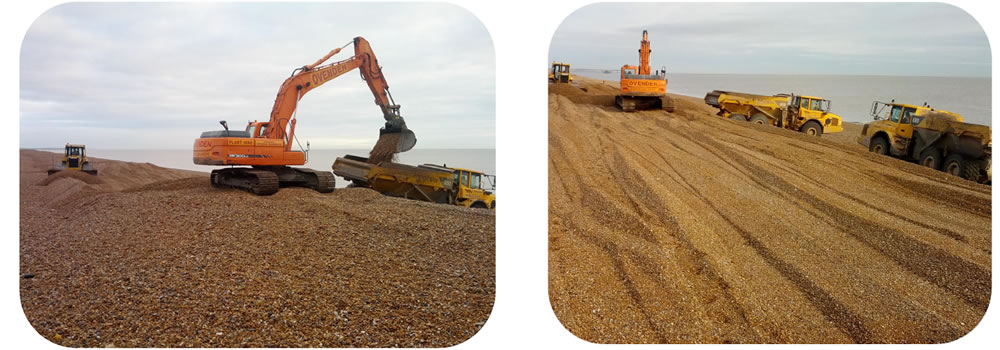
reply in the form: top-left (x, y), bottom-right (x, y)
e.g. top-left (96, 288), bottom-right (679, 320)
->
top-left (617, 95), bottom-right (672, 112)
top-left (297, 168), bottom-right (336, 193)
top-left (211, 168), bottom-right (280, 196)
top-left (211, 167), bottom-right (337, 195)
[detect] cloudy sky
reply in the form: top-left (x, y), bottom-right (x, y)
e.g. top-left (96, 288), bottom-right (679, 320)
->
top-left (20, 2), bottom-right (494, 149)
top-left (550, 2), bottom-right (990, 77)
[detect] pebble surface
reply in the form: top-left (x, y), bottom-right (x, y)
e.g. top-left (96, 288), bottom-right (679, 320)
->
top-left (548, 77), bottom-right (991, 344)
top-left (20, 150), bottom-right (495, 347)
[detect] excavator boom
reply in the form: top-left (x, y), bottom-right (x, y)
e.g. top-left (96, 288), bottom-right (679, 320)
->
top-left (639, 30), bottom-right (651, 75)
top-left (264, 37), bottom-right (415, 152)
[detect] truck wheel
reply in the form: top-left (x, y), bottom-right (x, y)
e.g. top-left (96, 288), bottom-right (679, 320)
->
top-left (962, 160), bottom-right (988, 184)
top-left (943, 154), bottom-right (965, 177)
top-left (729, 114), bottom-right (747, 122)
top-left (918, 148), bottom-right (943, 170)
top-left (870, 137), bottom-right (889, 155)
top-left (749, 113), bottom-right (770, 126)
top-left (800, 120), bottom-right (823, 136)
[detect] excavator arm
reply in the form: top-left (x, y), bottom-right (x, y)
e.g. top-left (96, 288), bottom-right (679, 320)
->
top-left (638, 30), bottom-right (651, 75)
top-left (263, 37), bottom-right (415, 152)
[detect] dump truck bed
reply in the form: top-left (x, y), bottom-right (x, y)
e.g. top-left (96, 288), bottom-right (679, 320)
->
top-left (916, 115), bottom-right (992, 146)
top-left (704, 90), bottom-right (789, 109)
top-left (333, 155), bottom-right (455, 204)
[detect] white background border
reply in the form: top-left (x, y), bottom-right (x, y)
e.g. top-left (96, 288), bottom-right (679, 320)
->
top-left (3, 0), bottom-right (997, 349)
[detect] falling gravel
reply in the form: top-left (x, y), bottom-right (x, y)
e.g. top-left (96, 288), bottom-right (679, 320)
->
top-left (19, 149), bottom-right (495, 347)
top-left (369, 133), bottom-right (401, 164)
top-left (548, 77), bottom-right (991, 344)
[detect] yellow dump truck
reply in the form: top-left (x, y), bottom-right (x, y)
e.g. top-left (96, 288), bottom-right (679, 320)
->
top-left (858, 101), bottom-right (991, 184)
top-left (333, 155), bottom-right (496, 209)
top-left (704, 90), bottom-right (844, 136)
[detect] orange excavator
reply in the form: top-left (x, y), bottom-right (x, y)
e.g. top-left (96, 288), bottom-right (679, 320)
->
top-left (193, 37), bottom-right (417, 195)
top-left (616, 30), bottom-right (674, 112)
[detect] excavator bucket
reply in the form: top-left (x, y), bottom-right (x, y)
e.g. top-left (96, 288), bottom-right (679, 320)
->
top-left (378, 126), bottom-right (416, 153)
top-left (396, 128), bottom-right (416, 153)
top-left (369, 127), bottom-right (417, 164)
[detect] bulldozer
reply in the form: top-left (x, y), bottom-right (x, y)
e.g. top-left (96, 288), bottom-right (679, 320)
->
top-left (47, 143), bottom-right (97, 176)
top-left (616, 30), bottom-right (674, 112)
top-left (549, 62), bottom-right (572, 84)
top-left (193, 37), bottom-right (416, 195)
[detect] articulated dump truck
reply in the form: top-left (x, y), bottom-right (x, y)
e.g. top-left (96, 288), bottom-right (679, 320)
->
top-left (858, 101), bottom-right (991, 184)
top-left (333, 155), bottom-right (496, 209)
top-left (704, 90), bottom-right (844, 136)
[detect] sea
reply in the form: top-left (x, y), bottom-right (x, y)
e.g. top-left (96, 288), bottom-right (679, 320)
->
top-left (573, 69), bottom-right (992, 125)
top-left (34, 148), bottom-right (496, 189)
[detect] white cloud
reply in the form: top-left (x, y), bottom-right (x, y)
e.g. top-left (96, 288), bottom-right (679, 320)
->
top-left (20, 2), bottom-right (495, 149)
top-left (549, 2), bottom-right (990, 77)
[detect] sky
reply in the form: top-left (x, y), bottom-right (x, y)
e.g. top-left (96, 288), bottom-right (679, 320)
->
top-left (20, 2), bottom-right (495, 150)
top-left (549, 2), bottom-right (991, 77)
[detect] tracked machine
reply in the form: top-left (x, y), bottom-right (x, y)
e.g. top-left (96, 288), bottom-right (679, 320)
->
top-left (549, 62), bottom-right (572, 84)
top-left (47, 143), bottom-right (97, 176)
top-left (616, 30), bottom-right (674, 112)
top-left (193, 37), bottom-right (416, 195)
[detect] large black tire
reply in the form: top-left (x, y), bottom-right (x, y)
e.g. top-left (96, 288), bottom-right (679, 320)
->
top-left (961, 159), bottom-right (989, 184)
top-left (749, 113), bottom-right (770, 126)
top-left (800, 120), bottom-right (823, 136)
top-left (943, 154), bottom-right (965, 178)
top-left (869, 137), bottom-right (889, 155)
top-left (918, 147), bottom-right (943, 170)
top-left (729, 114), bottom-right (747, 121)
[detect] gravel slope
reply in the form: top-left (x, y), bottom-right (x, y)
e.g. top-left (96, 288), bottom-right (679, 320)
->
top-left (20, 150), bottom-right (494, 347)
top-left (548, 77), bottom-right (991, 343)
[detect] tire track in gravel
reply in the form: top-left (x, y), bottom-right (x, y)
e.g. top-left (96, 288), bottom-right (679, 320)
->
top-left (550, 128), bottom-right (672, 342)
top-left (642, 126), bottom-right (965, 342)
top-left (721, 139), bottom-right (972, 245)
top-left (880, 174), bottom-right (991, 214)
top-left (605, 146), bottom-right (759, 343)
top-left (689, 131), bottom-right (990, 312)
top-left (629, 139), bottom-right (872, 343)
top-left (549, 81), bottom-right (989, 343)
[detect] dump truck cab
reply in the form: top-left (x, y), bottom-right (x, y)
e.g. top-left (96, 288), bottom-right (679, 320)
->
top-left (549, 62), bottom-right (572, 83)
top-left (47, 143), bottom-right (98, 176)
top-left (452, 167), bottom-right (496, 209)
top-left (858, 101), bottom-right (963, 156)
top-left (791, 95), bottom-right (844, 135)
